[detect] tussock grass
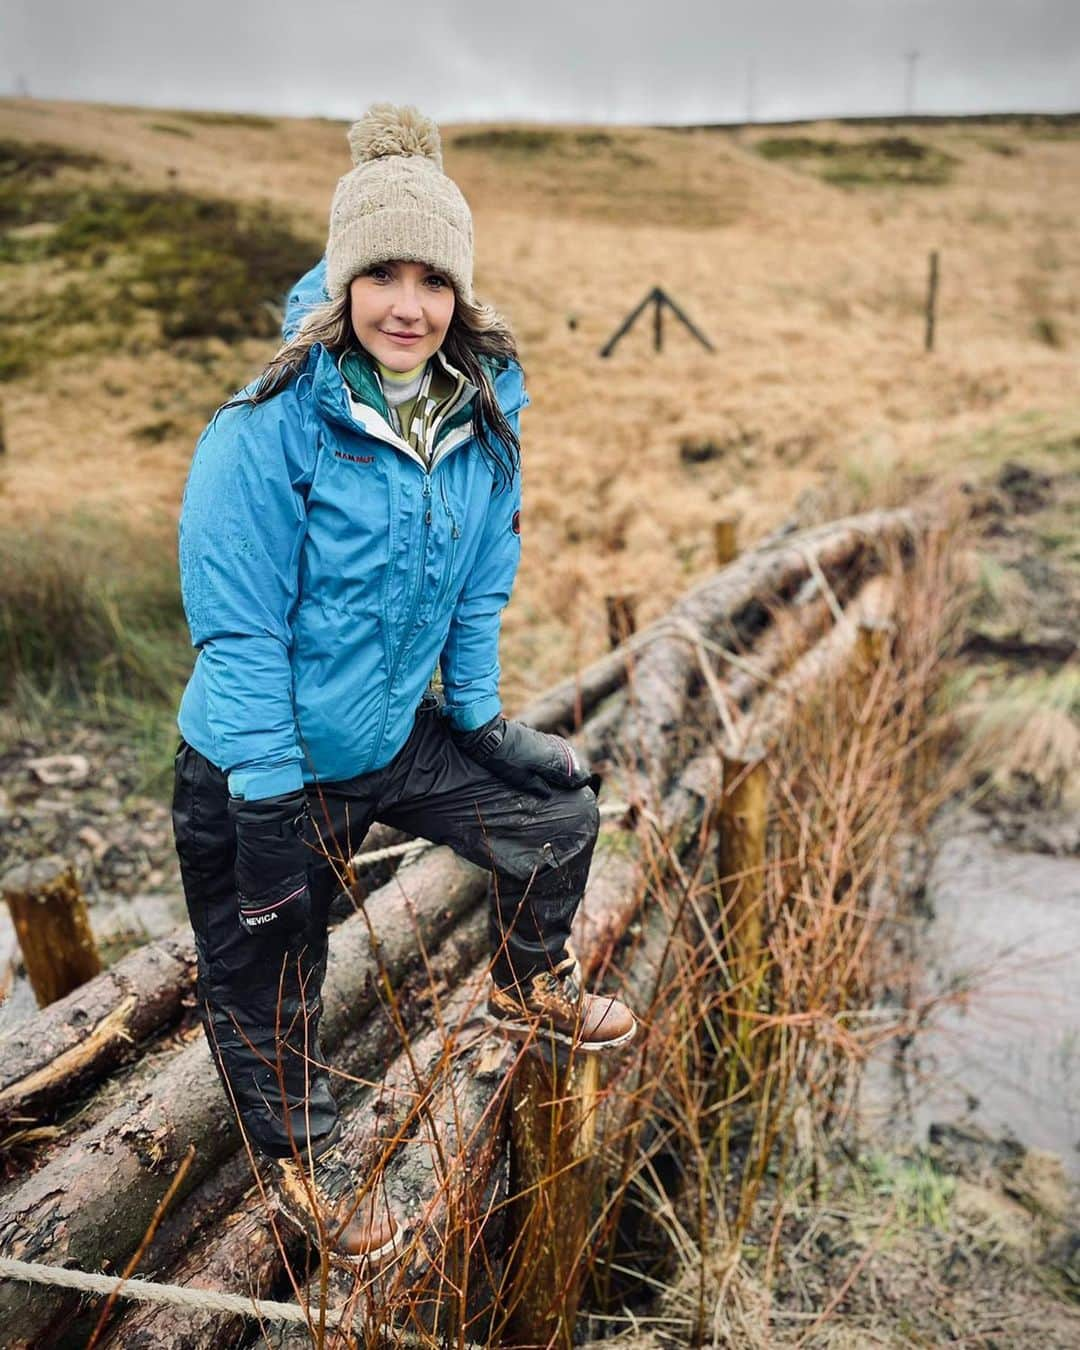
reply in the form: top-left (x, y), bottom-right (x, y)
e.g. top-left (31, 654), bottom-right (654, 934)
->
top-left (171, 109), bottom-right (278, 130)
top-left (958, 667), bottom-right (1080, 807)
top-left (0, 136), bottom-right (105, 183)
top-left (754, 134), bottom-right (958, 186)
top-left (0, 509), bottom-right (189, 709)
top-left (2, 184), bottom-right (316, 341)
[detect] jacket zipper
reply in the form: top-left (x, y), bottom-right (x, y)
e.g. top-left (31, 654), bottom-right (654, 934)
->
top-left (348, 394), bottom-right (524, 768)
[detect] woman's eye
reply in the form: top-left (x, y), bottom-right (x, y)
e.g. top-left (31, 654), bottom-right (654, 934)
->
top-left (426, 274), bottom-right (447, 288)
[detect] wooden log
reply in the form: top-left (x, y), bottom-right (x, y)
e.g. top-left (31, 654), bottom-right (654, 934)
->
top-left (95, 912), bottom-right (489, 1350)
top-left (2, 856), bottom-right (101, 1006)
top-left (925, 249), bottom-right (939, 353)
top-left (0, 668), bottom-right (634, 1168)
top-left (103, 816), bottom-right (656, 1347)
top-left (0, 846), bottom-right (490, 1344)
top-left (516, 507), bottom-right (917, 737)
top-left (503, 1051), bottom-right (600, 1348)
top-left (0, 931), bottom-right (196, 1140)
top-left (736, 574), bottom-right (896, 754)
top-left (723, 590), bottom-right (840, 711)
top-left (856, 616), bottom-right (895, 681)
top-left (103, 572), bottom-right (912, 1350)
top-left (237, 764), bottom-right (702, 1347)
top-left (621, 514), bottom-right (915, 805)
top-left (0, 513), bottom-right (918, 1339)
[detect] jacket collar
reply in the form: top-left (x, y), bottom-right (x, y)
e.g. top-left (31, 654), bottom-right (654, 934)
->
top-left (309, 343), bottom-right (524, 470)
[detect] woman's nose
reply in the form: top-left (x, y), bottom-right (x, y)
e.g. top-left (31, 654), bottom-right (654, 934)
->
top-left (390, 285), bottom-right (423, 321)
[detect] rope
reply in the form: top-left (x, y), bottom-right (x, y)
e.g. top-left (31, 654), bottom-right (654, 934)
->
top-left (0, 1255), bottom-right (345, 1328)
top-left (349, 837), bottom-right (428, 868)
top-left (0, 1255), bottom-right (488, 1346)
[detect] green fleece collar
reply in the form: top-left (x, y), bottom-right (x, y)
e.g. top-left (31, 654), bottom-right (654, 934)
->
top-left (338, 345), bottom-right (482, 448)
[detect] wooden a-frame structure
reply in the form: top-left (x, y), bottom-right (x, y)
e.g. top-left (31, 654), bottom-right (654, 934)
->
top-left (599, 286), bottom-right (714, 358)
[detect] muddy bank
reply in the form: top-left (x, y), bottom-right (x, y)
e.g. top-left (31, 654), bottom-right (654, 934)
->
top-left (894, 807), bottom-right (1080, 1175)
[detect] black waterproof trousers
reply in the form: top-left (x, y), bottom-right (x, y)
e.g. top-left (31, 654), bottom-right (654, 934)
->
top-left (171, 693), bottom-right (599, 1158)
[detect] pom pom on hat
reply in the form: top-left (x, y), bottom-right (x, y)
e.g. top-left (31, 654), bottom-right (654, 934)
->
top-left (347, 103), bottom-right (444, 172)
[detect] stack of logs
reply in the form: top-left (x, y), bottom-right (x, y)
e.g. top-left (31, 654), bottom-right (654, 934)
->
top-left (0, 508), bottom-right (920, 1348)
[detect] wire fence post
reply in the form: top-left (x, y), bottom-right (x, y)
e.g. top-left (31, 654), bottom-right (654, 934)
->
top-left (714, 515), bottom-right (739, 566)
top-left (925, 249), bottom-right (939, 352)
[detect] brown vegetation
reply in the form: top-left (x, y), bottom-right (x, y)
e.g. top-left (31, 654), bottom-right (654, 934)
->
top-left (0, 100), bottom-right (1077, 718)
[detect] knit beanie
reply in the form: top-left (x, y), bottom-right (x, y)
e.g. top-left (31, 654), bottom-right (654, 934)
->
top-left (325, 104), bottom-right (473, 304)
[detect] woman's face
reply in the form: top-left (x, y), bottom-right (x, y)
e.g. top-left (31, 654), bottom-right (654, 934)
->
top-left (349, 260), bottom-right (456, 372)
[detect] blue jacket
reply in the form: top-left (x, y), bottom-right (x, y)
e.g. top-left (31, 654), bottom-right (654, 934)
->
top-left (176, 261), bottom-right (528, 800)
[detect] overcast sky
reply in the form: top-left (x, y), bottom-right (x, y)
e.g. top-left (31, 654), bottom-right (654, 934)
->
top-left (3, 0), bottom-right (1078, 125)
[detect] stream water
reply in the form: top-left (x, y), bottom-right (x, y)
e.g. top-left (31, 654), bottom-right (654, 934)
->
top-left (865, 810), bottom-right (1080, 1176)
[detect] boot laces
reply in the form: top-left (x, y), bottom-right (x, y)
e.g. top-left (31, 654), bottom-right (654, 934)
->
top-left (280, 1143), bottom-right (355, 1209)
top-left (536, 952), bottom-right (581, 1005)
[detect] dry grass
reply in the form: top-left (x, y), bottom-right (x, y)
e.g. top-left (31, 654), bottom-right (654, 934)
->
top-left (0, 101), bottom-right (1077, 718)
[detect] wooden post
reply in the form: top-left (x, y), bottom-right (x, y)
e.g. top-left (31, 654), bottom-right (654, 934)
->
top-left (854, 617), bottom-right (894, 724)
top-left (924, 250), bottom-right (939, 352)
top-left (716, 751), bottom-right (768, 1018)
top-left (653, 290), bottom-right (663, 352)
top-left (2, 856), bottom-right (102, 1006)
top-left (856, 617), bottom-right (892, 676)
top-left (502, 1048), bottom-right (600, 1348)
top-left (605, 593), bottom-right (637, 649)
top-left (713, 516), bottom-right (739, 566)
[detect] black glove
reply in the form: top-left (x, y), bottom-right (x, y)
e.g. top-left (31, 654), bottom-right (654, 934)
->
top-left (451, 714), bottom-right (594, 800)
top-left (228, 789), bottom-right (313, 938)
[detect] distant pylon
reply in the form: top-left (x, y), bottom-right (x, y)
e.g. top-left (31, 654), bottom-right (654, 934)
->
top-left (904, 50), bottom-right (920, 115)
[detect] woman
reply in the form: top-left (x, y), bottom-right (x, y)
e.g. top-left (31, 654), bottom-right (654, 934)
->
top-left (171, 104), bottom-right (637, 1263)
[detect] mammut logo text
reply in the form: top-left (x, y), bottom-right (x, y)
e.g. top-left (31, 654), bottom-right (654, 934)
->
top-left (335, 451), bottom-right (375, 465)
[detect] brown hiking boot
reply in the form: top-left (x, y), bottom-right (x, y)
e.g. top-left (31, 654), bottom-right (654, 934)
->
top-left (487, 950), bottom-right (637, 1052)
top-left (267, 1139), bottom-right (401, 1265)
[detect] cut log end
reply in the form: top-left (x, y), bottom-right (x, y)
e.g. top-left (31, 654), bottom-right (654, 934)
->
top-left (2, 856), bottom-right (102, 1007)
